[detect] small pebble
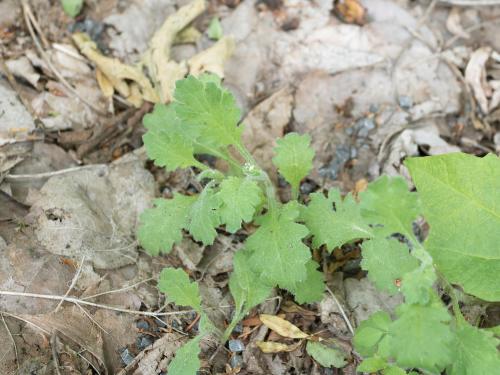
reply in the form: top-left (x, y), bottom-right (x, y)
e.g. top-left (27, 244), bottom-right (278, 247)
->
top-left (232, 322), bottom-right (243, 334)
top-left (369, 104), bottom-right (379, 113)
top-left (136, 320), bottom-right (149, 330)
top-left (228, 339), bottom-right (245, 353)
top-left (136, 335), bottom-right (154, 350)
top-left (398, 95), bottom-right (413, 110)
top-left (356, 117), bottom-right (375, 138)
top-left (120, 348), bottom-right (134, 366)
top-left (230, 354), bottom-right (244, 368)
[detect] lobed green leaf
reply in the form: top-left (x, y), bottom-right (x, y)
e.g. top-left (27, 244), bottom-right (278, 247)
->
top-left (306, 341), bottom-right (346, 368)
top-left (406, 153), bottom-right (500, 301)
top-left (138, 195), bottom-right (196, 255)
top-left (302, 189), bottom-right (372, 252)
top-left (272, 133), bottom-right (314, 196)
top-left (158, 268), bottom-right (202, 313)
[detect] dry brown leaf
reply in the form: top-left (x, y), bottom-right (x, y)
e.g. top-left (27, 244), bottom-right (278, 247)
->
top-left (259, 314), bottom-right (309, 339)
top-left (143, 0), bottom-right (206, 102)
top-left (256, 340), bottom-right (303, 353)
top-left (95, 68), bottom-right (114, 98)
top-left (465, 46), bottom-right (492, 114)
top-left (188, 36), bottom-right (235, 78)
top-left (72, 33), bottom-right (159, 107)
top-left (333, 0), bottom-right (366, 25)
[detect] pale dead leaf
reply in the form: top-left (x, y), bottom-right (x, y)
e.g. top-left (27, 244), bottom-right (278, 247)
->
top-left (259, 314), bottom-right (309, 339)
top-left (446, 7), bottom-right (470, 40)
top-left (465, 46), bottom-right (492, 114)
top-left (95, 68), bottom-right (114, 98)
top-left (188, 36), bottom-right (235, 77)
top-left (72, 33), bottom-right (159, 107)
top-left (256, 340), bottom-right (303, 353)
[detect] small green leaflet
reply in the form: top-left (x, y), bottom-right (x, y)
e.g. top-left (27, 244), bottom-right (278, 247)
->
top-left (186, 183), bottom-right (221, 245)
top-left (167, 336), bottom-right (202, 375)
top-left (388, 303), bottom-right (453, 373)
top-left (207, 17), bottom-right (223, 40)
top-left (361, 237), bottom-right (419, 295)
top-left (289, 260), bottom-right (324, 304)
top-left (357, 356), bottom-right (388, 372)
top-left (143, 104), bottom-right (199, 171)
top-left (406, 153), bottom-right (500, 301)
top-left (272, 133), bottom-right (314, 197)
top-left (400, 261), bottom-right (436, 305)
top-left (173, 75), bottom-right (243, 147)
top-left (353, 311), bottom-right (391, 357)
top-left (229, 250), bottom-right (272, 317)
top-left (359, 175), bottom-right (420, 242)
top-left (302, 189), bottom-right (372, 252)
top-left (61, 0), bottom-right (83, 17)
top-left (158, 268), bottom-right (202, 313)
top-left (447, 323), bottom-right (500, 375)
top-left (138, 195), bottom-right (195, 255)
top-left (246, 203), bottom-right (311, 291)
top-left (217, 177), bottom-right (262, 233)
top-left (306, 341), bottom-right (346, 368)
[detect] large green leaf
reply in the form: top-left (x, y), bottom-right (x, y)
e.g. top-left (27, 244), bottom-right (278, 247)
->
top-left (388, 303), bottom-right (453, 373)
top-left (272, 133), bottom-right (314, 196)
top-left (167, 336), bottom-right (202, 375)
top-left (142, 104), bottom-right (199, 171)
top-left (186, 184), bottom-right (221, 246)
top-left (172, 75), bottom-right (242, 147)
top-left (306, 341), bottom-right (346, 368)
top-left (361, 237), bottom-right (419, 295)
top-left (302, 189), bottom-right (372, 252)
top-left (246, 203), bottom-right (311, 291)
top-left (217, 177), bottom-right (262, 233)
top-left (406, 153), bottom-right (500, 301)
top-left (448, 323), bottom-right (500, 375)
top-left (138, 195), bottom-right (196, 255)
top-left (289, 259), bottom-right (325, 304)
top-left (158, 268), bottom-right (202, 313)
top-left (359, 175), bottom-right (420, 242)
top-left (353, 311), bottom-right (392, 357)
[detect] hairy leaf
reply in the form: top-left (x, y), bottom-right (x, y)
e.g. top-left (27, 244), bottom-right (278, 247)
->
top-left (187, 184), bottom-right (221, 245)
top-left (217, 177), bottom-right (262, 233)
top-left (272, 133), bottom-right (314, 195)
top-left (173, 75), bottom-right (242, 147)
top-left (61, 0), bottom-right (83, 17)
top-left (290, 260), bottom-right (325, 304)
top-left (406, 153), bottom-right (500, 301)
top-left (229, 250), bottom-right (272, 317)
top-left (388, 303), bottom-right (453, 373)
top-left (400, 262), bottom-right (436, 305)
top-left (359, 175), bottom-right (420, 241)
top-left (448, 323), bottom-right (500, 375)
top-left (158, 268), bottom-right (202, 313)
top-left (353, 311), bottom-right (392, 357)
top-left (361, 237), bottom-right (419, 295)
top-left (246, 204), bottom-right (311, 291)
top-left (138, 195), bottom-right (196, 255)
top-left (302, 189), bottom-right (372, 252)
top-left (384, 367), bottom-right (407, 375)
top-left (143, 104), bottom-right (198, 171)
top-left (357, 357), bottom-right (388, 372)
top-left (306, 341), bottom-right (346, 368)
top-left (167, 336), bottom-right (201, 375)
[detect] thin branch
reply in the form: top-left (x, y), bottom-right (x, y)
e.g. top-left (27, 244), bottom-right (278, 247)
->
top-left (81, 277), bottom-right (154, 300)
top-left (55, 256), bottom-right (85, 313)
top-left (325, 286), bottom-right (355, 336)
top-left (0, 290), bottom-right (195, 317)
top-left (1, 313), bottom-right (19, 373)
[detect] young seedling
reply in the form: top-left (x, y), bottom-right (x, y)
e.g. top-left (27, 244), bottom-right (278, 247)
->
top-left (139, 74), bottom-right (500, 374)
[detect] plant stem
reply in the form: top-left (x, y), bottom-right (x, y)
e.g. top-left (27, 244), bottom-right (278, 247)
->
top-left (235, 142), bottom-right (278, 215)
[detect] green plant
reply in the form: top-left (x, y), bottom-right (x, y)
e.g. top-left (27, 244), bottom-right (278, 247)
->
top-left (138, 74), bottom-right (500, 374)
top-left (60, 0), bottom-right (83, 18)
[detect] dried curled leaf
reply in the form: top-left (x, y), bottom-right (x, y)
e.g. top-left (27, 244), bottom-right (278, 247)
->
top-left (256, 340), bottom-right (303, 353)
top-left (259, 314), bottom-right (309, 339)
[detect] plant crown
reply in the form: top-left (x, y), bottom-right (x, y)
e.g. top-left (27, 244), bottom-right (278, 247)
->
top-left (139, 74), bottom-right (500, 374)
